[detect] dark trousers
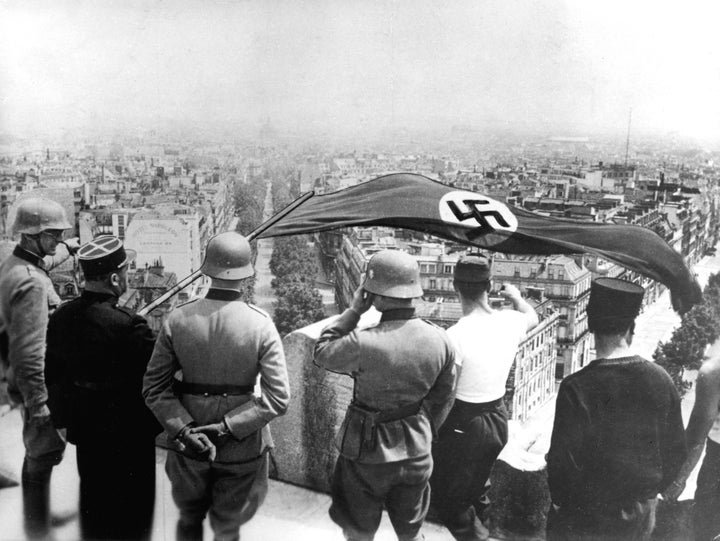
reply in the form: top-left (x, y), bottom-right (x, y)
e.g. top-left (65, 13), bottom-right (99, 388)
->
top-left (430, 399), bottom-right (508, 540)
top-left (20, 410), bottom-right (66, 539)
top-left (329, 454), bottom-right (432, 541)
top-left (694, 438), bottom-right (720, 541)
top-left (76, 438), bottom-right (156, 540)
top-left (165, 451), bottom-right (268, 541)
top-left (546, 498), bottom-right (658, 541)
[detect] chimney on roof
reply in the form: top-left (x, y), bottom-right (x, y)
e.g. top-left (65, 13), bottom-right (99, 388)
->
top-left (149, 258), bottom-right (164, 277)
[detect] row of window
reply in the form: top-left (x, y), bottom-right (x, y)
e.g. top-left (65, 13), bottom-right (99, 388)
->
top-left (419, 263), bottom-right (455, 275)
top-left (514, 370), bottom-right (554, 421)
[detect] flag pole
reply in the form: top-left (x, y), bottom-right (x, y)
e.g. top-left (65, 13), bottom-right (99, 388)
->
top-left (137, 190), bottom-right (314, 317)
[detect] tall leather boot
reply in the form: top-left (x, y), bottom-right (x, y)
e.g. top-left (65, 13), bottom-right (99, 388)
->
top-left (21, 470), bottom-right (51, 540)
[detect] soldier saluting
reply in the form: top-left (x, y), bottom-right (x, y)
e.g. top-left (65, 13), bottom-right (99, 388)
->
top-left (143, 231), bottom-right (290, 541)
top-left (314, 249), bottom-right (456, 541)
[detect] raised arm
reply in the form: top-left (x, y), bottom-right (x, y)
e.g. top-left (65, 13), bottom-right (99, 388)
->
top-left (500, 283), bottom-right (539, 331)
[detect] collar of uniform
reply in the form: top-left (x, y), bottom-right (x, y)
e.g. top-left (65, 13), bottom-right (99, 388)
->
top-left (380, 308), bottom-right (417, 322)
top-left (13, 245), bottom-right (46, 271)
top-left (81, 290), bottom-right (118, 304)
top-left (205, 288), bottom-right (242, 301)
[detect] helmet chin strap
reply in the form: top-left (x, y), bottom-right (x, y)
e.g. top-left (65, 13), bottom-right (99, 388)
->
top-left (20, 234), bottom-right (47, 258)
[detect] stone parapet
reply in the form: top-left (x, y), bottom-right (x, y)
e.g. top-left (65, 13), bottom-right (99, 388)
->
top-left (271, 310), bottom-right (379, 491)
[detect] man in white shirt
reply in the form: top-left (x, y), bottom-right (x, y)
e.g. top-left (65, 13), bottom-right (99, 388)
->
top-left (430, 254), bottom-right (539, 541)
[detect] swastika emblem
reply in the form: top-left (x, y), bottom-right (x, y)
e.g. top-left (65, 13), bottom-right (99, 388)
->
top-left (439, 191), bottom-right (518, 240)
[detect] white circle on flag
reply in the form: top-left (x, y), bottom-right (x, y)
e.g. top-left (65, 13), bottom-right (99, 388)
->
top-left (439, 191), bottom-right (518, 234)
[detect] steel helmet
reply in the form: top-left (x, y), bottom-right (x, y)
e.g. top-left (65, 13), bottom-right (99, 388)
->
top-left (13, 197), bottom-right (72, 235)
top-left (200, 231), bottom-right (254, 280)
top-left (363, 250), bottom-right (423, 299)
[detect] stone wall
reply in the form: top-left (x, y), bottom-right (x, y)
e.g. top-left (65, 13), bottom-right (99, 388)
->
top-left (270, 314), bottom-right (365, 491)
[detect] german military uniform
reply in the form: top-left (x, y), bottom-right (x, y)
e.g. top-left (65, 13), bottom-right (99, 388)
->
top-left (0, 244), bottom-right (71, 538)
top-left (143, 287), bottom-right (290, 541)
top-left (314, 307), bottom-right (456, 541)
top-left (45, 236), bottom-right (160, 540)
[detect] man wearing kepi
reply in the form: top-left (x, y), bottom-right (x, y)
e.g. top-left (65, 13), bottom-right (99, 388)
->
top-left (143, 231), bottom-right (290, 541)
top-left (431, 254), bottom-right (539, 541)
top-left (546, 277), bottom-right (687, 540)
top-left (314, 249), bottom-right (457, 541)
top-left (0, 197), bottom-right (79, 539)
top-left (45, 235), bottom-right (160, 540)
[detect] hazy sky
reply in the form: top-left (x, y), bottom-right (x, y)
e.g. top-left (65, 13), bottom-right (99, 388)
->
top-left (1, 0), bottom-right (719, 141)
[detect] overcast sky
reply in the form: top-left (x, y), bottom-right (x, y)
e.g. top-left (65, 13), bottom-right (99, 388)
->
top-left (1, 0), bottom-right (719, 142)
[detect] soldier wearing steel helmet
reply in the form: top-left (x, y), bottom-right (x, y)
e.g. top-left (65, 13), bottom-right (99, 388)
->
top-left (314, 249), bottom-right (457, 541)
top-left (143, 231), bottom-right (290, 541)
top-left (0, 197), bottom-right (79, 539)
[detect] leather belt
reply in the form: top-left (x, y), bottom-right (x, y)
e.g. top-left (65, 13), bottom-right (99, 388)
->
top-left (454, 397), bottom-right (505, 413)
top-left (173, 380), bottom-right (254, 396)
top-left (351, 400), bottom-right (424, 449)
top-left (373, 401), bottom-right (423, 423)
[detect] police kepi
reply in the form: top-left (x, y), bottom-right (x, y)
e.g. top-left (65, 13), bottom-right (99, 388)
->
top-left (77, 235), bottom-right (136, 279)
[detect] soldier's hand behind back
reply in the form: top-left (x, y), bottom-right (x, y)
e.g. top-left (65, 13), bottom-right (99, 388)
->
top-left (190, 422), bottom-right (230, 444)
top-left (181, 431), bottom-right (217, 462)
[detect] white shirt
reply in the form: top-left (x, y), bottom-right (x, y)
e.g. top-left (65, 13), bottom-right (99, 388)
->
top-left (448, 309), bottom-right (529, 403)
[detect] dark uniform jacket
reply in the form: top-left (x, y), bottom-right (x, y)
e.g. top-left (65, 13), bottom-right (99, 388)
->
top-left (45, 290), bottom-right (160, 444)
top-left (314, 308), bottom-right (456, 464)
top-left (547, 355), bottom-right (687, 512)
top-left (143, 290), bottom-right (290, 464)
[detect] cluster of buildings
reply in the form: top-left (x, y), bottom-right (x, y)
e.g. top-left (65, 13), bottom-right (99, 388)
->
top-left (0, 144), bottom-right (242, 326)
top-left (315, 147), bottom-right (720, 422)
top-left (2, 132), bottom-right (719, 421)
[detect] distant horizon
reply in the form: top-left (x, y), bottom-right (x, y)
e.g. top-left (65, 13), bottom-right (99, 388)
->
top-left (2, 0), bottom-right (719, 150)
top-left (1, 121), bottom-right (717, 155)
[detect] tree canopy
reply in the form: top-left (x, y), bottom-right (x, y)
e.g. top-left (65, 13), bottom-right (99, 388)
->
top-left (269, 206), bottom-right (325, 336)
top-left (654, 273), bottom-right (720, 397)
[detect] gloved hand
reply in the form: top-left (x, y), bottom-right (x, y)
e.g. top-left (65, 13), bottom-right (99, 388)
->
top-left (178, 428), bottom-right (217, 462)
top-left (61, 237), bottom-right (81, 254)
top-left (190, 421), bottom-right (231, 444)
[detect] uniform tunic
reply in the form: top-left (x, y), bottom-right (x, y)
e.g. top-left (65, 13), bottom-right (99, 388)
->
top-left (546, 355), bottom-right (686, 540)
top-left (45, 290), bottom-right (160, 540)
top-left (314, 308), bottom-right (456, 541)
top-left (143, 289), bottom-right (290, 541)
top-left (0, 245), bottom-right (68, 471)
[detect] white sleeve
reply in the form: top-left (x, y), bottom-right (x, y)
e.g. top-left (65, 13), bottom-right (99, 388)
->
top-left (446, 325), bottom-right (464, 367)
